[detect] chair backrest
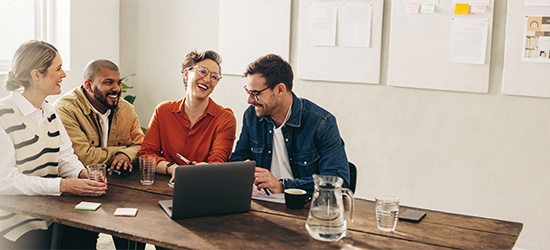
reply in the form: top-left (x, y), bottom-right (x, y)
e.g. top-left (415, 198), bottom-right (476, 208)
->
top-left (348, 162), bottom-right (357, 193)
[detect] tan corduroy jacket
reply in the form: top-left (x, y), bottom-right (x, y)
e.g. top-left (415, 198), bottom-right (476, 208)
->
top-left (54, 86), bottom-right (145, 167)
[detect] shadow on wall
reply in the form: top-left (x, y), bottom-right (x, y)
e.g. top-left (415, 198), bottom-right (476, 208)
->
top-left (121, 74), bottom-right (146, 134)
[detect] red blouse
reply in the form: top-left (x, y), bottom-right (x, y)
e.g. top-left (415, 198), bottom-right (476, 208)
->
top-left (138, 98), bottom-right (236, 165)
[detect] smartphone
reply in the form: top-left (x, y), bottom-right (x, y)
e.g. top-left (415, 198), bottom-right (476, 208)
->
top-left (107, 167), bottom-right (129, 177)
top-left (398, 209), bottom-right (426, 222)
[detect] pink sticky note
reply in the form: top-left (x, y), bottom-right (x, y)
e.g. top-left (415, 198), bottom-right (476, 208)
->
top-left (470, 3), bottom-right (486, 13)
top-left (406, 3), bottom-right (420, 13)
top-left (114, 208), bottom-right (138, 217)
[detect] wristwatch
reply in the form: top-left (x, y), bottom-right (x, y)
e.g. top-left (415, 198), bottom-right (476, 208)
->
top-left (166, 162), bottom-right (176, 175)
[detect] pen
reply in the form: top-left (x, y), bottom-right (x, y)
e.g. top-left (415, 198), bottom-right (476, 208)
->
top-left (175, 152), bottom-right (193, 165)
top-left (264, 188), bottom-right (271, 196)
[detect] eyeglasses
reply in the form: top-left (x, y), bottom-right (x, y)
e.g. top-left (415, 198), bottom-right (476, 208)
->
top-left (244, 85), bottom-right (270, 101)
top-left (188, 66), bottom-right (222, 82)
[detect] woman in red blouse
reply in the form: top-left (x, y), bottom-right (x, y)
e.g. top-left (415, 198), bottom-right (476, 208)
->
top-left (138, 50), bottom-right (237, 182)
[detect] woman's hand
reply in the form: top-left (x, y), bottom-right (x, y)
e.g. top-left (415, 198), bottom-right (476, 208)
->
top-left (169, 166), bottom-right (177, 183)
top-left (60, 178), bottom-right (107, 196)
top-left (168, 161), bottom-right (205, 183)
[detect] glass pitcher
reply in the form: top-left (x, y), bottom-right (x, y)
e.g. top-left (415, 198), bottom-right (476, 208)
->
top-left (306, 174), bottom-right (354, 242)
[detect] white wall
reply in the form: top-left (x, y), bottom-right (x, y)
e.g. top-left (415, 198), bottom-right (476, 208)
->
top-left (2, 0), bottom-right (544, 248)
top-left (38, 0), bottom-right (121, 103)
top-left (120, 0), bottom-right (224, 125)
top-left (121, 1), bottom-right (549, 249)
top-left (0, 0), bottom-right (550, 249)
top-left (0, 0), bottom-right (120, 102)
top-left (60, 0), bottom-right (120, 97)
top-left (0, 0), bottom-right (119, 107)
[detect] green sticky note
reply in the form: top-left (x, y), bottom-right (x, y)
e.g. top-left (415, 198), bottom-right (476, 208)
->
top-left (420, 3), bottom-right (435, 14)
top-left (75, 201), bottom-right (101, 211)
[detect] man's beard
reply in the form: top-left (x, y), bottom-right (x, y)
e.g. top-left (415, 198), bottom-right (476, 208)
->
top-left (93, 86), bottom-right (119, 110)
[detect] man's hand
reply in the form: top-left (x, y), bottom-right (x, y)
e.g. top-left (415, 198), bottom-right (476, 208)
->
top-left (254, 167), bottom-right (283, 194)
top-left (109, 153), bottom-right (132, 174)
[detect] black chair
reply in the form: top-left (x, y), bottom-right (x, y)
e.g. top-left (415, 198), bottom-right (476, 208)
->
top-left (348, 162), bottom-right (357, 193)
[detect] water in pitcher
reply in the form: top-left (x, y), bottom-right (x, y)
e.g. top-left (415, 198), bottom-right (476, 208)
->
top-left (305, 206), bottom-right (347, 241)
top-left (305, 174), bottom-right (354, 242)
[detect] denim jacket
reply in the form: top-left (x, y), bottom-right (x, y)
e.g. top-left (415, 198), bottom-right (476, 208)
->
top-left (230, 93), bottom-right (349, 194)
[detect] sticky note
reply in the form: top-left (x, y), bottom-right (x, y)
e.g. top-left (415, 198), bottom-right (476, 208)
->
top-left (420, 3), bottom-right (436, 14)
top-left (406, 3), bottom-right (420, 13)
top-left (470, 3), bottom-right (486, 13)
top-left (114, 208), bottom-right (138, 217)
top-left (454, 3), bottom-right (469, 14)
top-left (75, 201), bottom-right (101, 211)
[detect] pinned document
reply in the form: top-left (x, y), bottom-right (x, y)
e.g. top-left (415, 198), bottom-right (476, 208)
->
top-left (448, 18), bottom-right (489, 64)
top-left (307, 3), bottom-right (337, 47)
top-left (341, 2), bottom-right (373, 48)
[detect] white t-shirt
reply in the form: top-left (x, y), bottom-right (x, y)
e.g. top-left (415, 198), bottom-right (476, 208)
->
top-left (270, 104), bottom-right (293, 179)
top-left (86, 97), bottom-right (111, 148)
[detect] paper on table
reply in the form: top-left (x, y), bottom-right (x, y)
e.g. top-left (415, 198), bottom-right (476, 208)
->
top-left (251, 185), bottom-right (285, 204)
top-left (75, 201), bottom-right (101, 211)
top-left (252, 193), bottom-right (285, 204)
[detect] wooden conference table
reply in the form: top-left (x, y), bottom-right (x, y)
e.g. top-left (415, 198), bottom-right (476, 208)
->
top-left (0, 172), bottom-right (522, 249)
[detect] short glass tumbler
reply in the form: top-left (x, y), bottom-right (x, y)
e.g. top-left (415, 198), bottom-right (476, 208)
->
top-left (375, 195), bottom-right (399, 232)
top-left (86, 164), bottom-right (107, 183)
top-left (139, 155), bottom-right (156, 185)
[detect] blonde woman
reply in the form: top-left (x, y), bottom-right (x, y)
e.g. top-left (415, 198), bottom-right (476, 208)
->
top-left (0, 40), bottom-right (106, 249)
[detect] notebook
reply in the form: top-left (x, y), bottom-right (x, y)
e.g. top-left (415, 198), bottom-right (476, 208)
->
top-left (158, 161), bottom-right (256, 219)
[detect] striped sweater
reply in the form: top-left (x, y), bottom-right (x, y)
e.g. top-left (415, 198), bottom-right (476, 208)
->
top-left (0, 99), bottom-right (60, 241)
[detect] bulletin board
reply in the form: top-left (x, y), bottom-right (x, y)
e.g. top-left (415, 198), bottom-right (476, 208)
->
top-left (296, 0), bottom-right (384, 84)
top-left (218, 0), bottom-right (291, 76)
top-left (501, 1), bottom-right (550, 98)
top-left (387, 0), bottom-right (495, 93)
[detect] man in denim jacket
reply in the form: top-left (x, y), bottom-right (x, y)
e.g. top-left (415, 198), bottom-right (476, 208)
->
top-left (230, 54), bottom-right (349, 195)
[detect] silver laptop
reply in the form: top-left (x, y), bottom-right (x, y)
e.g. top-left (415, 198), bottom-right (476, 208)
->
top-left (158, 161), bottom-right (255, 219)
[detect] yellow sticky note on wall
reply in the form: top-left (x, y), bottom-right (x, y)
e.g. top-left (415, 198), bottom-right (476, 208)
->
top-left (454, 3), bottom-right (469, 15)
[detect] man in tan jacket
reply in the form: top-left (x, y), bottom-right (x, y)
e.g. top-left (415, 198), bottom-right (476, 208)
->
top-left (54, 59), bottom-right (145, 249)
top-left (55, 59), bottom-right (144, 172)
